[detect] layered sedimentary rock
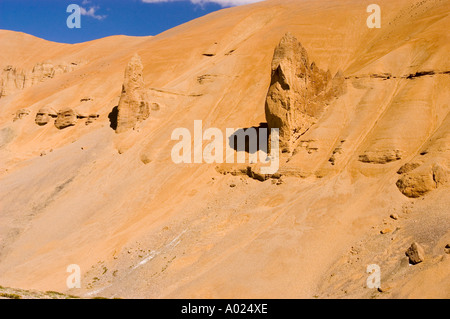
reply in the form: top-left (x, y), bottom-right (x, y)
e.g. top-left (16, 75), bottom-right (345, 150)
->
top-left (0, 62), bottom-right (78, 97)
top-left (35, 107), bottom-right (57, 126)
top-left (265, 33), bottom-right (345, 153)
top-left (115, 54), bottom-right (150, 133)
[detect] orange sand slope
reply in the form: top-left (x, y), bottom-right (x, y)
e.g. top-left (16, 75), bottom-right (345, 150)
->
top-left (0, 0), bottom-right (449, 298)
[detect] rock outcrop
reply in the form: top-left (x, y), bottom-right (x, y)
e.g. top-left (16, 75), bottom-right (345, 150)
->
top-left (0, 62), bottom-right (79, 98)
top-left (55, 107), bottom-right (78, 129)
top-left (115, 54), bottom-right (150, 133)
top-left (35, 107), bottom-right (57, 126)
top-left (75, 99), bottom-right (99, 126)
top-left (265, 33), bottom-right (345, 153)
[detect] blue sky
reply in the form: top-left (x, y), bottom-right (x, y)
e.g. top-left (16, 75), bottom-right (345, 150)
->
top-left (0, 0), bottom-right (263, 44)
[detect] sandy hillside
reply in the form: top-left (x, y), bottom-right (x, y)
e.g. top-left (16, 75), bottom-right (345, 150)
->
top-left (0, 0), bottom-right (449, 299)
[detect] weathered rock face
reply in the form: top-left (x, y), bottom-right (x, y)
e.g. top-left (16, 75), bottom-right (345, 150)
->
top-left (265, 33), bottom-right (345, 153)
top-left (74, 98), bottom-right (100, 125)
top-left (0, 62), bottom-right (78, 98)
top-left (35, 107), bottom-right (57, 126)
top-left (55, 107), bottom-right (77, 129)
top-left (13, 108), bottom-right (30, 122)
top-left (116, 54), bottom-right (150, 133)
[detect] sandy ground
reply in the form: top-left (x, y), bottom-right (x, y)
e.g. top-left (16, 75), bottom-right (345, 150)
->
top-left (0, 0), bottom-right (449, 298)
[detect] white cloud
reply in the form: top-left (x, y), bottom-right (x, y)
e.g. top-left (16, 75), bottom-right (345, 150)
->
top-left (80, 6), bottom-right (107, 20)
top-left (141, 0), bottom-right (265, 7)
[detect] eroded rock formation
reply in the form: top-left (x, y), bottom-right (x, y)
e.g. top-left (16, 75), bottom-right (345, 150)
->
top-left (359, 149), bottom-right (403, 164)
top-left (55, 107), bottom-right (78, 129)
top-left (76, 98), bottom-right (100, 126)
top-left (0, 62), bottom-right (79, 98)
top-left (33, 103), bottom-right (98, 128)
top-left (35, 107), bottom-right (57, 126)
top-left (265, 33), bottom-right (345, 153)
top-left (116, 54), bottom-right (150, 133)
top-left (396, 160), bottom-right (448, 198)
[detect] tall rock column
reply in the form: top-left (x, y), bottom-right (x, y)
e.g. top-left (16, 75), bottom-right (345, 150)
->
top-left (116, 54), bottom-right (150, 133)
top-left (265, 33), bottom-right (342, 153)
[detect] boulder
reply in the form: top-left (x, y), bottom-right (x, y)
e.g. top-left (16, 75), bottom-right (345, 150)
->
top-left (0, 66), bottom-right (26, 97)
top-left (405, 242), bottom-right (425, 265)
top-left (396, 161), bottom-right (448, 198)
top-left (359, 149), bottom-right (403, 164)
